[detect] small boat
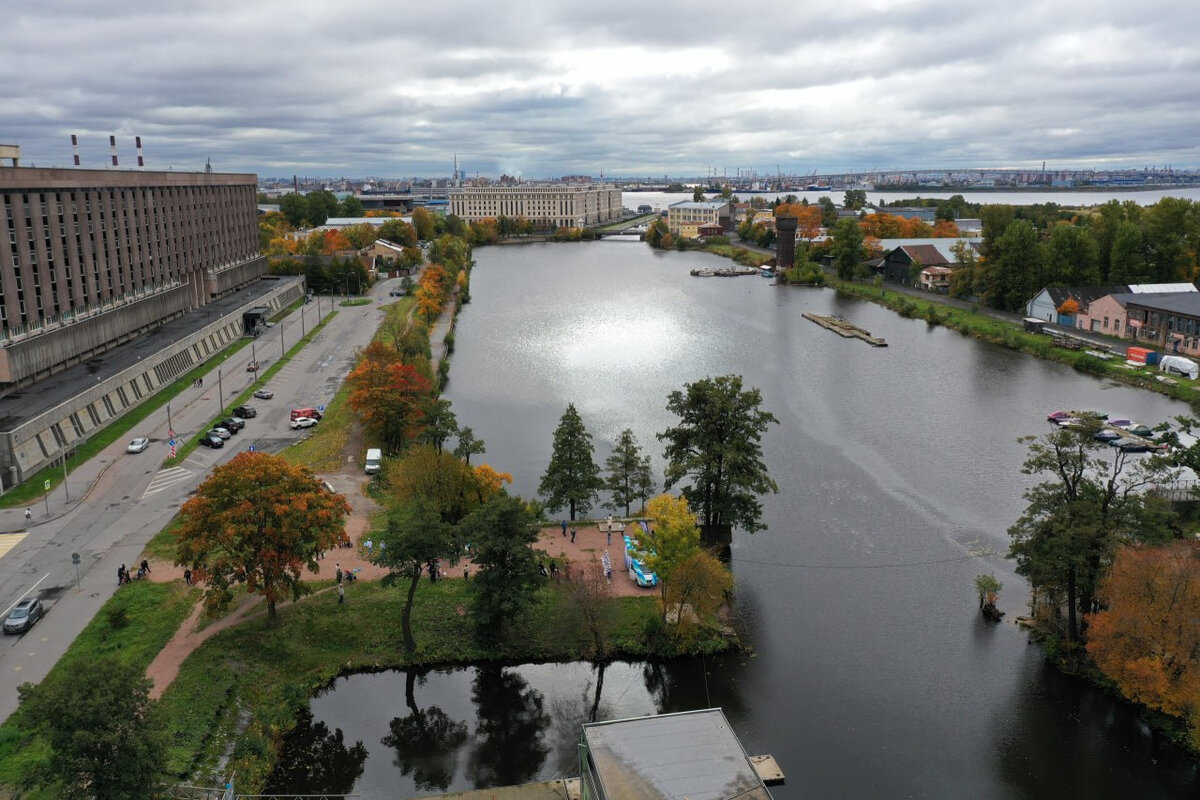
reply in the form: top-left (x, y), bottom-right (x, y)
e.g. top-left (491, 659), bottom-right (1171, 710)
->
top-left (690, 268), bottom-right (715, 277)
top-left (760, 269), bottom-right (775, 278)
top-left (1108, 418), bottom-right (1132, 428)
top-left (1093, 430), bottom-right (1121, 442)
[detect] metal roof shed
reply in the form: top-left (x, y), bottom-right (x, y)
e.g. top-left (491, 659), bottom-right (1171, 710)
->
top-left (580, 708), bottom-right (772, 800)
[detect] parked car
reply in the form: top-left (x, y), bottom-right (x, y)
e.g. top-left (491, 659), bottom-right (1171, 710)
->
top-left (199, 434), bottom-right (224, 449)
top-left (4, 598), bottom-right (43, 634)
top-left (221, 417), bottom-right (245, 432)
top-left (289, 416), bottom-right (318, 430)
top-left (126, 437), bottom-right (150, 453)
top-left (208, 427), bottom-right (232, 440)
top-left (388, 289), bottom-right (405, 297)
top-left (253, 389), bottom-right (274, 400)
top-left (233, 405), bottom-right (257, 418)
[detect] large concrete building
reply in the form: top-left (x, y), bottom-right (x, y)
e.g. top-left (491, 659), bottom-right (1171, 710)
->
top-left (448, 184), bottom-right (622, 227)
top-left (1, 164), bottom-right (265, 389)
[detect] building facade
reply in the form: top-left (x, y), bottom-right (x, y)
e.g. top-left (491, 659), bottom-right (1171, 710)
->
top-left (448, 184), bottom-right (623, 227)
top-left (1125, 292), bottom-right (1200, 356)
top-left (667, 200), bottom-right (731, 238)
top-left (0, 166), bottom-right (265, 387)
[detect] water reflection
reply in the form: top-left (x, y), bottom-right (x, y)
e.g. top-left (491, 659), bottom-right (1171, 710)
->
top-left (264, 709), bottom-right (367, 794)
top-left (379, 670), bottom-right (468, 792)
top-left (466, 664), bottom-right (551, 789)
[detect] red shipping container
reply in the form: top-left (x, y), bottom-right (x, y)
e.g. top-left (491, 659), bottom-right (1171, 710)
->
top-left (1127, 346), bottom-right (1156, 364)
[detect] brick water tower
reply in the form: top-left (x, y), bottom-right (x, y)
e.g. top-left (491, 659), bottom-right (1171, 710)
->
top-left (775, 214), bottom-right (798, 270)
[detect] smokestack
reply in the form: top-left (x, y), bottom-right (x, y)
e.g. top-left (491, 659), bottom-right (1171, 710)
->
top-left (71, 134), bottom-right (80, 167)
top-left (109, 135), bottom-right (118, 167)
top-left (135, 136), bottom-right (144, 168)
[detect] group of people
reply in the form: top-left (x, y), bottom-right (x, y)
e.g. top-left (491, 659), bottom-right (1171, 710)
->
top-left (117, 559), bottom-right (152, 586)
top-left (539, 559), bottom-right (561, 579)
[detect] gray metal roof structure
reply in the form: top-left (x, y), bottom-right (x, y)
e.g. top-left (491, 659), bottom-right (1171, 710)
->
top-left (581, 708), bottom-right (771, 800)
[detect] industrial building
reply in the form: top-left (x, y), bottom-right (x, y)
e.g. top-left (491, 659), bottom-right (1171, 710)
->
top-left (448, 184), bottom-right (623, 227)
top-left (0, 152), bottom-right (272, 485)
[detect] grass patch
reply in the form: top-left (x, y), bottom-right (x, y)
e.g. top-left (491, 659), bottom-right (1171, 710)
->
top-left (339, 298), bottom-right (372, 307)
top-left (0, 581), bottom-right (196, 789)
top-left (700, 242), bottom-right (775, 267)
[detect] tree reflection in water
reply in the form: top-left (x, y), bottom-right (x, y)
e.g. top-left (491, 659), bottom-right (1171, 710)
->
top-left (548, 662), bottom-right (609, 776)
top-left (466, 664), bottom-right (551, 788)
top-left (264, 709), bottom-right (367, 794)
top-left (380, 670), bottom-right (469, 792)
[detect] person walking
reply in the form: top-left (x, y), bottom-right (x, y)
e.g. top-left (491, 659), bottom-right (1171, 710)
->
top-left (24, 508), bottom-right (32, 522)
top-left (570, 526), bottom-right (577, 543)
top-left (338, 583), bottom-right (345, 605)
top-left (336, 564), bottom-right (343, 584)
top-left (117, 565), bottom-right (125, 586)
top-left (184, 569), bottom-right (193, 586)
top-left (561, 519), bottom-right (568, 537)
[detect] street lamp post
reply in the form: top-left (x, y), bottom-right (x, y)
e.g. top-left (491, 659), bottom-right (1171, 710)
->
top-left (61, 450), bottom-right (69, 503)
top-left (217, 367), bottom-right (224, 418)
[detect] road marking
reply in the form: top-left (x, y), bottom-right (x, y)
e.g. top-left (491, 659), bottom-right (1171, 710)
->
top-left (2, 572), bottom-right (49, 618)
top-left (0, 533), bottom-right (27, 562)
top-left (143, 467), bottom-right (194, 498)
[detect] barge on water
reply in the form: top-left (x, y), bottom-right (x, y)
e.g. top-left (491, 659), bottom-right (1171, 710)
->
top-left (802, 312), bottom-right (888, 347)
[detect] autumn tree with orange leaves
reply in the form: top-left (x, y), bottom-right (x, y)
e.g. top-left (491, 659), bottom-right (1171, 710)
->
top-left (1086, 541), bottom-right (1200, 744)
top-left (415, 264), bottom-right (449, 323)
top-left (775, 204), bottom-right (824, 241)
top-left (347, 341), bottom-right (432, 453)
top-left (174, 452), bottom-right (351, 627)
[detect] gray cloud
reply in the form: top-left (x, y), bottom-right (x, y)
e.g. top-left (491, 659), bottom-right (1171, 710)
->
top-left (2, 0), bottom-right (1197, 178)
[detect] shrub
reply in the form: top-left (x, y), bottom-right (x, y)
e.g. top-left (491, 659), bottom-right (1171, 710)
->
top-left (106, 606), bottom-right (130, 629)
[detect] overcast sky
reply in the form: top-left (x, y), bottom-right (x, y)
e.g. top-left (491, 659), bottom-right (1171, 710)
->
top-left (2, 1), bottom-right (1197, 180)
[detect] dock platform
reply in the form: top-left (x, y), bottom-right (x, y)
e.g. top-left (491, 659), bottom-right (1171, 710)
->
top-left (802, 312), bottom-right (888, 347)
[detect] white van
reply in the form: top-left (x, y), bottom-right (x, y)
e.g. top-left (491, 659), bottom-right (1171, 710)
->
top-left (364, 448), bottom-right (382, 475)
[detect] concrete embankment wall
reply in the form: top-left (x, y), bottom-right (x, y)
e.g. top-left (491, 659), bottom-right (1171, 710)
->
top-left (0, 278), bottom-right (304, 485)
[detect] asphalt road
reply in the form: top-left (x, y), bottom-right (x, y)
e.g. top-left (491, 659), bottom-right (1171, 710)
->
top-left (0, 282), bottom-right (400, 723)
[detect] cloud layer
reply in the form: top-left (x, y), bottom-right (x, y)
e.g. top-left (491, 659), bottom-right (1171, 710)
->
top-left (3, 0), bottom-right (1197, 178)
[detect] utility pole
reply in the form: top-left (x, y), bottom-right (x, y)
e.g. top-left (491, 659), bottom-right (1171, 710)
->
top-left (217, 367), bottom-right (224, 418)
top-left (61, 451), bottom-right (69, 503)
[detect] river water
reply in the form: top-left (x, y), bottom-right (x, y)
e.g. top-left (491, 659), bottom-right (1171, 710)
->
top-left (625, 187), bottom-right (1200, 212)
top-left (272, 240), bottom-right (1199, 798)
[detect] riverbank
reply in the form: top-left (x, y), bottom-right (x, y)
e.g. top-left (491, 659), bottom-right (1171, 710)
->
top-left (827, 279), bottom-right (1200, 410)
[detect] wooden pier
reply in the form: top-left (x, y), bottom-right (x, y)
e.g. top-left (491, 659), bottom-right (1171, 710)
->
top-left (802, 312), bottom-right (888, 347)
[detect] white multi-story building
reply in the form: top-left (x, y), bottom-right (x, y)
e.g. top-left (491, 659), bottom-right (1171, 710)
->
top-left (448, 184), bottom-right (622, 227)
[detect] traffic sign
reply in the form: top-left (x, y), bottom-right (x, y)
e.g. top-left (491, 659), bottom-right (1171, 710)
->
top-left (248, 443), bottom-right (256, 452)
top-left (317, 404), bottom-right (325, 412)
top-left (71, 552), bottom-right (80, 564)
top-left (43, 479), bottom-right (50, 491)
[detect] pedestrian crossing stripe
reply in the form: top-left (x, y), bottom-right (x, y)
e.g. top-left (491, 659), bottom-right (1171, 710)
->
top-left (0, 533), bottom-right (28, 561)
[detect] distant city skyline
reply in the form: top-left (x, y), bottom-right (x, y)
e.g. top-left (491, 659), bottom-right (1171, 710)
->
top-left (3, 1), bottom-right (1198, 177)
